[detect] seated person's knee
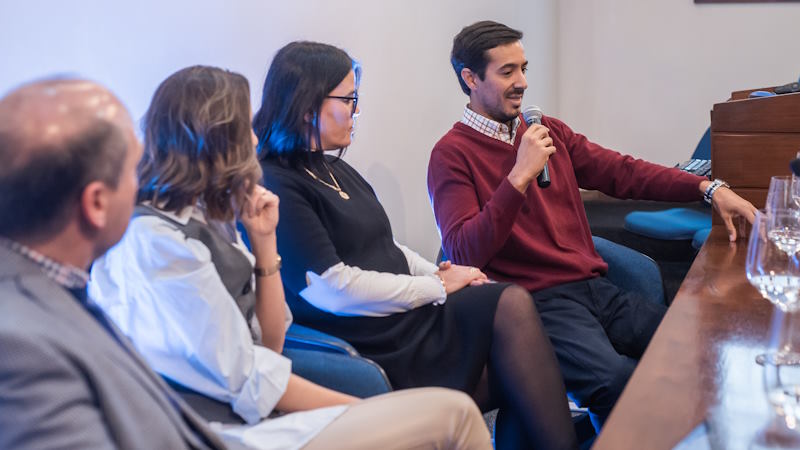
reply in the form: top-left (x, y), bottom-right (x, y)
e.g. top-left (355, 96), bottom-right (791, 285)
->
top-left (496, 285), bottom-right (535, 318)
top-left (591, 356), bottom-right (636, 408)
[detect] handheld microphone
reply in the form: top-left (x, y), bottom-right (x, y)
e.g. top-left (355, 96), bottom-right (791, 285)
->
top-left (521, 105), bottom-right (550, 188)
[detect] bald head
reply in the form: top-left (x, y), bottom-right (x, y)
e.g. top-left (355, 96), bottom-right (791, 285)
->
top-left (0, 79), bottom-right (132, 170)
top-left (0, 78), bottom-right (134, 239)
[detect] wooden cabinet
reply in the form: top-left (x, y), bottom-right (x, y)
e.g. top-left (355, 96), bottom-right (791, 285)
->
top-left (710, 88), bottom-right (800, 222)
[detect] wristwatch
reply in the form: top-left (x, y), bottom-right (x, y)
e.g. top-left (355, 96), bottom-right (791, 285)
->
top-left (254, 255), bottom-right (282, 277)
top-left (703, 179), bottom-right (730, 205)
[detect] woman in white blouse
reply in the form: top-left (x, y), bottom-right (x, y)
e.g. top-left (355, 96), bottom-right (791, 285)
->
top-left (89, 65), bottom-right (491, 450)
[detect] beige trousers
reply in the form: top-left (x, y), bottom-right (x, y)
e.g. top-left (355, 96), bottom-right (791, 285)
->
top-left (302, 387), bottom-right (492, 450)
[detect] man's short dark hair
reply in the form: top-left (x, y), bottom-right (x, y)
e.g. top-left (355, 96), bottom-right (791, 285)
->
top-left (0, 120), bottom-right (127, 239)
top-left (451, 21), bottom-right (524, 95)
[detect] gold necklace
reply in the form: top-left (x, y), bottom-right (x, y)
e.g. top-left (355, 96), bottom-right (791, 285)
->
top-left (303, 164), bottom-right (350, 200)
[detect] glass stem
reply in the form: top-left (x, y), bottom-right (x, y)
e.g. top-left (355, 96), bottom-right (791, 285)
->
top-left (770, 307), bottom-right (800, 360)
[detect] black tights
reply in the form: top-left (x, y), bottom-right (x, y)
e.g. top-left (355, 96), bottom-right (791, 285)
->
top-left (476, 285), bottom-right (578, 450)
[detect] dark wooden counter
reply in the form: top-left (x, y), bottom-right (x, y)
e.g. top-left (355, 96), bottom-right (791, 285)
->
top-left (593, 226), bottom-right (777, 449)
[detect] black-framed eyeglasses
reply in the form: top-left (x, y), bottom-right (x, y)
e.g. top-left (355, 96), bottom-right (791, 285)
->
top-left (326, 94), bottom-right (359, 116)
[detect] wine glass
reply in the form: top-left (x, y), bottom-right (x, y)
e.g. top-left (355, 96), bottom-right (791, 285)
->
top-left (768, 208), bottom-right (800, 256)
top-left (765, 175), bottom-right (800, 256)
top-left (792, 151), bottom-right (800, 208)
top-left (747, 210), bottom-right (800, 314)
top-left (762, 307), bottom-right (800, 438)
top-left (767, 176), bottom-right (799, 213)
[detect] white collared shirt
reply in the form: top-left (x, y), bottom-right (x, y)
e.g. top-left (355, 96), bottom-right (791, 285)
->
top-left (88, 204), bottom-right (345, 449)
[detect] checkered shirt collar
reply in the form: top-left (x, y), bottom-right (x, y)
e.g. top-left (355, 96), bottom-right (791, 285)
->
top-left (0, 237), bottom-right (89, 289)
top-left (460, 105), bottom-right (521, 145)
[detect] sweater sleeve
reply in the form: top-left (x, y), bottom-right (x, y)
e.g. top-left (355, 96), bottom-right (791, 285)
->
top-left (428, 143), bottom-right (527, 269)
top-left (551, 118), bottom-right (705, 201)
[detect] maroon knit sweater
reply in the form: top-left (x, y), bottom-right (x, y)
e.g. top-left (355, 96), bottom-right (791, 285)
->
top-left (427, 115), bottom-right (705, 292)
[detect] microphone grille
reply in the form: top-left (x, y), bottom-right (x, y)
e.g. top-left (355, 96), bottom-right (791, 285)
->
top-left (522, 105), bottom-right (543, 125)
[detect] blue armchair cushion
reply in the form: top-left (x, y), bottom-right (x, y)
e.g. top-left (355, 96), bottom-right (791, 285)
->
top-left (692, 227), bottom-right (712, 250)
top-left (624, 208), bottom-right (711, 241)
top-left (285, 323), bottom-right (359, 356)
top-left (592, 236), bottom-right (665, 305)
top-left (282, 347), bottom-right (392, 398)
top-left (283, 323), bottom-right (392, 398)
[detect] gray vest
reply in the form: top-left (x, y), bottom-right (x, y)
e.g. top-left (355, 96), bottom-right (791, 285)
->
top-left (134, 205), bottom-right (260, 424)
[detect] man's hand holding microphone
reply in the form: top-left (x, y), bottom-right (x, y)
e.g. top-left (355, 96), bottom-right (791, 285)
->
top-left (507, 106), bottom-right (556, 194)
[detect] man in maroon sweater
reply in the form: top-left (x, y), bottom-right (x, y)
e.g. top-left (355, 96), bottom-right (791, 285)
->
top-left (427, 20), bottom-right (756, 431)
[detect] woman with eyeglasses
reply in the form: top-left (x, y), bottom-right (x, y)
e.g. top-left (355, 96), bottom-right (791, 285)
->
top-left (256, 41), bottom-right (579, 450)
top-left (89, 65), bottom-right (493, 450)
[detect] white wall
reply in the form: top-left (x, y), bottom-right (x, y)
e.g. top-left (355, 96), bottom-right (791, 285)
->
top-left (0, 0), bottom-right (557, 259)
top-left (5, 1), bottom-right (799, 259)
top-left (557, 0), bottom-right (800, 167)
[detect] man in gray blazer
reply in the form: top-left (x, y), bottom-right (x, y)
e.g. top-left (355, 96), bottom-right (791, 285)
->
top-left (0, 78), bottom-right (227, 449)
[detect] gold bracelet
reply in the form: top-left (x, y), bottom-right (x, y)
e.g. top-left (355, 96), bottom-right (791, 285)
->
top-left (254, 255), bottom-right (282, 277)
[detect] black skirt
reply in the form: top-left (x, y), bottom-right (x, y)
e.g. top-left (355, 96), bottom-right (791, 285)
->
top-left (291, 282), bottom-right (510, 393)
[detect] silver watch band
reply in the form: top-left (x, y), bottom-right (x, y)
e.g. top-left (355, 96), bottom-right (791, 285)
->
top-left (704, 179), bottom-right (730, 205)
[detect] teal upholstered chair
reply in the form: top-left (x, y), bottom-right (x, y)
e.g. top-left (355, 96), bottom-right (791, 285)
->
top-left (283, 324), bottom-right (392, 397)
top-left (623, 128), bottom-right (712, 250)
top-left (592, 235), bottom-right (664, 305)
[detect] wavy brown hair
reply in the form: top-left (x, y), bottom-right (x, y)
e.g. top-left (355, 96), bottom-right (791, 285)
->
top-left (138, 65), bottom-right (262, 221)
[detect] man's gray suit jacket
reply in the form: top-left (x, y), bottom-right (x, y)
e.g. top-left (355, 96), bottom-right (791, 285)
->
top-left (0, 245), bottom-right (227, 449)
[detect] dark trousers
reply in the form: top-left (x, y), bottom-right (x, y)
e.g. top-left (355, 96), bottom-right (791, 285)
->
top-left (532, 276), bottom-right (667, 431)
